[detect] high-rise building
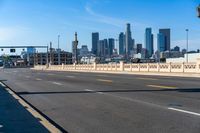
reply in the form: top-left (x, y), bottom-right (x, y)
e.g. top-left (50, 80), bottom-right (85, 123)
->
top-left (108, 38), bottom-right (115, 57)
top-left (159, 29), bottom-right (171, 51)
top-left (80, 45), bottom-right (89, 57)
top-left (125, 23), bottom-right (133, 57)
top-left (92, 32), bottom-right (99, 55)
top-left (136, 44), bottom-right (142, 54)
top-left (145, 28), bottom-right (154, 58)
top-left (98, 39), bottom-right (108, 57)
top-left (119, 32), bottom-right (125, 55)
top-left (157, 33), bottom-right (165, 52)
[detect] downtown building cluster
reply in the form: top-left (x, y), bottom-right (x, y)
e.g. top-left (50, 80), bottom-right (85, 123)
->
top-left (91, 23), bottom-right (173, 62)
top-left (89, 23), bottom-right (195, 63)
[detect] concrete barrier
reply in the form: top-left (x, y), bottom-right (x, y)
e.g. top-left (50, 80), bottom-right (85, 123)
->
top-left (34, 60), bottom-right (200, 74)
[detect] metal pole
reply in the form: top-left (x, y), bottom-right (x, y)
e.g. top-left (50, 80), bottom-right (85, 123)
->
top-left (58, 35), bottom-right (61, 65)
top-left (58, 35), bottom-right (60, 49)
top-left (46, 45), bottom-right (49, 67)
top-left (186, 29), bottom-right (189, 63)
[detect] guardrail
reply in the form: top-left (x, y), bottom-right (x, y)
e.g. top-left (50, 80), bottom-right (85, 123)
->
top-left (34, 59), bottom-right (200, 73)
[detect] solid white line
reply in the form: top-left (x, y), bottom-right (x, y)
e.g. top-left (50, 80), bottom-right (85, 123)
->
top-left (52, 82), bottom-right (63, 86)
top-left (168, 107), bottom-right (200, 116)
top-left (36, 78), bottom-right (42, 81)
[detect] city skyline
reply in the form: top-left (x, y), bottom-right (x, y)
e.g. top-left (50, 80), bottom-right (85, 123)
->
top-left (0, 0), bottom-right (199, 54)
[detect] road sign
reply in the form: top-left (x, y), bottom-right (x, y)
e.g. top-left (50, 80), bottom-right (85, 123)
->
top-left (10, 49), bottom-right (16, 53)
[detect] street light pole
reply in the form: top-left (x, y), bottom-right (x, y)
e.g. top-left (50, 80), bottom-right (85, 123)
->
top-left (58, 35), bottom-right (60, 49)
top-left (58, 35), bottom-right (61, 65)
top-left (186, 29), bottom-right (189, 63)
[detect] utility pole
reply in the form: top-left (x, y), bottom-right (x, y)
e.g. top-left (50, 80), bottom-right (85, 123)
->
top-left (186, 29), bottom-right (189, 63)
top-left (58, 35), bottom-right (61, 65)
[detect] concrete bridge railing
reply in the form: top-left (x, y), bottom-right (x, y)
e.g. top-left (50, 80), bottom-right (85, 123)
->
top-left (34, 58), bottom-right (200, 74)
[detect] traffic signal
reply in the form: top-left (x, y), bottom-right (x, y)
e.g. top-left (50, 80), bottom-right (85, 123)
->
top-left (10, 49), bottom-right (16, 53)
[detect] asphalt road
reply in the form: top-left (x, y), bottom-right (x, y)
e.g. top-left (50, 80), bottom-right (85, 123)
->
top-left (0, 68), bottom-right (200, 133)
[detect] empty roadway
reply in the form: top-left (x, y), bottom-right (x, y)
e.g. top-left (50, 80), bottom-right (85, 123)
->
top-left (0, 68), bottom-right (200, 133)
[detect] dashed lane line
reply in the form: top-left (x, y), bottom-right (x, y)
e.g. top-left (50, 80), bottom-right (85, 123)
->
top-left (147, 85), bottom-right (178, 89)
top-left (25, 76), bottom-right (30, 78)
top-left (84, 88), bottom-right (200, 118)
top-left (52, 82), bottom-right (63, 86)
top-left (65, 75), bottom-right (75, 78)
top-left (47, 73), bottom-right (55, 76)
top-left (97, 79), bottom-right (113, 83)
top-left (36, 78), bottom-right (42, 81)
top-left (137, 77), bottom-right (158, 81)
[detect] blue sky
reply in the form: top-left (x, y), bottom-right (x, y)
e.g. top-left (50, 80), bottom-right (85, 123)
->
top-left (0, 0), bottom-right (199, 53)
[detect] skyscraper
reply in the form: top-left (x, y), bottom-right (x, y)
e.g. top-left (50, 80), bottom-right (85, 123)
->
top-left (97, 39), bottom-right (108, 57)
top-left (145, 28), bottom-right (154, 58)
top-left (92, 32), bottom-right (99, 55)
top-left (125, 23), bottom-right (133, 58)
top-left (159, 29), bottom-right (171, 51)
top-left (108, 38), bottom-right (115, 57)
top-left (157, 33), bottom-right (165, 52)
top-left (119, 32), bottom-right (125, 55)
top-left (136, 44), bottom-right (142, 54)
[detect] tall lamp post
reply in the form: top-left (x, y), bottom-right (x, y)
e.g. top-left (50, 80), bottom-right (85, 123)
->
top-left (186, 29), bottom-right (189, 63)
top-left (58, 35), bottom-right (61, 65)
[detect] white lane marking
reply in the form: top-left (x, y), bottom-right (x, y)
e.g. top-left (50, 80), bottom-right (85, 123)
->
top-left (85, 89), bottom-right (94, 92)
top-left (97, 92), bottom-right (104, 94)
top-left (36, 78), bottom-right (42, 81)
top-left (66, 75), bottom-right (75, 78)
top-left (168, 107), bottom-right (200, 116)
top-left (52, 82), bottom-right (63, 86)
top-left (48, 73), bottom-right (55, 76)
top-left (25, 76), bottom-right (30, 78)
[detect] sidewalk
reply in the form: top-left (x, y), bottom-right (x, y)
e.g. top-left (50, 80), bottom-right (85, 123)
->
top-left (0, 83), bottom-right (49, 133)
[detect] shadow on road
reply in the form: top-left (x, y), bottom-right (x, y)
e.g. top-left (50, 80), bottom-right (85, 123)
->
top-left (17, 88), bottom-right (200, 96)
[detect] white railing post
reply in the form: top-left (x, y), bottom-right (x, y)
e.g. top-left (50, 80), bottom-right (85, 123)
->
top-left (138, 64), bottom-right (141, 72)
top-left (94, 62), bottom-right (97, 71)
top-left (196, 58), bottom-right (200, 73)
top-left (182, 62), bottom-right (185, 73)
top-left (157, 63), bottom-right (160, 72)
top-left (62, 63), bottom-right (64, 69)
top-left (130, 63), bottom-right (133, 72)
top-left (74, 63), bottom-right (76, 70)
top-left (120, 61), bottom-right (124, 71)
top-left (147, 63), bottom-right (150, 72)
top-left (169, 62), bottom-right (172, 73)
